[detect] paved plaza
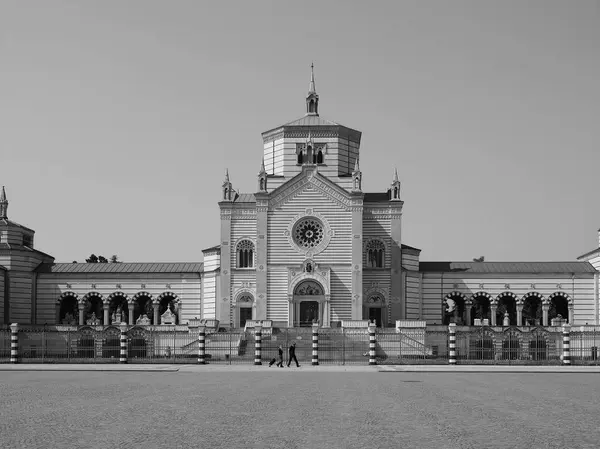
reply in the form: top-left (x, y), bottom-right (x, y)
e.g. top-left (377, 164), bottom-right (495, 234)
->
top-left (1, 370), bottom-right (599, 449)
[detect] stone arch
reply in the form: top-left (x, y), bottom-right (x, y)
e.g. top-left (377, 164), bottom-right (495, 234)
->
top-left (496, 292), bottom-right (518, 326)
top-left (364, 289), bottom-right (388, 327)
top-left (294, 280), bottom-right (324, 296)
top-left (107, 291), bottom-right (129, 325)
top-left (469, 292), bottom-right (492, 325)
top-left (521, 292), bottom-right (544, 326)
top-left (289, 273), bottom-right (330, 296)
top-left (57, 291), bottom-right (79, 325)
top-left (82, 292), bottom-right (104, 325)
top-left (233, 290), bottom-right (254, 328)
top-left (443, 291), bottom-right (468, 325)
top-left (131, 292), bottom-right (154, 324)
top-left (547, 292), bottom-right (571, 323)
top-left (156, 292), bottom-right (179, 324)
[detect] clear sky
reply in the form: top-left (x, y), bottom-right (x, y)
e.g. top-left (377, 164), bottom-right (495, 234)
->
top-left (1, 1), bottom-right (599, 263)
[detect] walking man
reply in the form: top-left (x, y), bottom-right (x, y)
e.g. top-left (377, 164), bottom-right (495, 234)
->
top-left (276, 345), bottom-right (284, 367)
top-left (287, 341), bottom-right (300, 367)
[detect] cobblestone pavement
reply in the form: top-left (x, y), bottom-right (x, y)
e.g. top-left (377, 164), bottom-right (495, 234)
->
top-left (1, 371), bottom-right (599, 449)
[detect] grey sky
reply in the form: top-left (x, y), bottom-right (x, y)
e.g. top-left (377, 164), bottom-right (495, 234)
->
top-left (1, 1), bottom-right (599, 263)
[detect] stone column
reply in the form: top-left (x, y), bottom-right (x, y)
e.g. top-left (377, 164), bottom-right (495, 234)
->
top-left (390, 204), bottom-right (403, 321)
top-left (128, 302), bottom-right (134, 326)
top-left (465, 301), bottom-right (472, 326)
top-left (103, 301), bottom-right (110, 326)
top-left (10, 323), bottom-right (19, 364)
top-left (78, 303), bottom-right (85, 326)
top-left (153, 302), bottom-right (160, 325)
top-left (198, 326), bottom-right (206, 364)
top-left (351, 193), bottom-right (364, 320)
top-left (562, 324), bottom-right (571, 365)
top-left (448, 323), bottom-right (457, 365)
top-left (368, 324), bottom-right (377, 366)
top-left (254, 325), bottom-right (262, 366)
top-left (119, 322), bottom-right (128, 364)
top-left (568, 304), bottom-right (574, 324)
top-left (323, 296), bottom-right (330, 328)
top-left (287, 296), bottom-right (294, 328)
top-left (542, 303), bottom-right (550, 326)
top-left (255, 194), bottom-right (268, 321)
top-left (177, 302), bottom-right (183, 325)
top-left (490, 305), bottom-right (497, 326)
top-left (218, 204), bottom-right (233, 327)
top-left (516, 304), bottom-right (523, 326)
top-left (312, 323), bottom-right (319, 366)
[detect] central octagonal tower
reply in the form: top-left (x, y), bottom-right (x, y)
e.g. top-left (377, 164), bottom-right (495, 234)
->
top-left (209, 67), bottom-right (407, 328)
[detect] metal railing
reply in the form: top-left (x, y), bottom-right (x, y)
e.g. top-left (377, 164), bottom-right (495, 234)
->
top-left (5, 324), bottom-right (600, 365)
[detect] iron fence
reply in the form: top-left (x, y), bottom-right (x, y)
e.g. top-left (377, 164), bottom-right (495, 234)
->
top-left (0, 326), bottom-right (9, 363)
top-left (5, 324), bottom-right (600, 365)
top-left (569, 326), bottom-right (600, 366)
top-left (454, 326), bottom-right (563, 365)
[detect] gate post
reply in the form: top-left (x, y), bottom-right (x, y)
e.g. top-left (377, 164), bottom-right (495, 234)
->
top-left (254, 325), bottom-right (262, 365)
top-left (562, 324), bottom-right (571, 365)
top-left (312, 323), bottom-right (319, 366)
top-left (198, 326), bottom-right (206, 364)
top-left (10, 323), bottom-right (19, 364)
top-left (119, 322), bottom-right (128, 364)
top-left (449, 323), bottom-right (457, 365)
top-left (368, 324), bottom-right (377, 366)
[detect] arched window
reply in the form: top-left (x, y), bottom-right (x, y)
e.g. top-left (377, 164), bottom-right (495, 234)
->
top-left (365, 239), bottom-right (385, 268)
top-left (297, 151), bottom-right (303, 164)
top-left (317, 150), bottom-right (323, 164)
top-left (237, 240), bottom-right (255, 268)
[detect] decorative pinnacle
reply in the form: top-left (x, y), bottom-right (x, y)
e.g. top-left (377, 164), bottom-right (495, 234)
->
top-left (308, 62), bottom-right (316, 94)
top-left (259, 157), bottom-right (266, 174)
top-left (225, 168), bottom-right (230, 183)
top-left (353, 158), bottom-right (360, 173)
top-left (393, 168), bottom-right (399, 183)
top-left (0, 186), bottom-right (7, 219)
top-left (0, 186), bottom-right (5, 202)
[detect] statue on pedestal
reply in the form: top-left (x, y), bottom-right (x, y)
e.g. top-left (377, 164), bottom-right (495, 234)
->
top-left (87, 312), bottom-right (100, 326)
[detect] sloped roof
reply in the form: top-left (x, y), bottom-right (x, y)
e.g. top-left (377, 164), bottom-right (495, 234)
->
top-left (0, 243), bottom-right (55, 260)
top-left (419, 261), bottom-right (597, 274)
top-left (0, 218), bottom-right (34, 233)
top-left (36, 262), bottom-right (203, 274)
top-left (233, 193), bottom-right (256, 203)
top-left (282, 115), bottom-right (340, 127)
top-left (577, 247), bottom-right (600, 260)
top-left (364, 192), bottom-right (390, 203)
top-left (0, 264), bottom-right (5, 271)
top-left (402, 244), bottom-right (422, 252)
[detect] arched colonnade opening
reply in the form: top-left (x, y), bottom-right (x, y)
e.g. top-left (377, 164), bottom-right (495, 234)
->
top-left (442, 291), bottom-right (573, 326)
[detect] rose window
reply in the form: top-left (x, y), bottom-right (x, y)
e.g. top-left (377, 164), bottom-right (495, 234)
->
top-left (293, 218), bottom-right (324, 249)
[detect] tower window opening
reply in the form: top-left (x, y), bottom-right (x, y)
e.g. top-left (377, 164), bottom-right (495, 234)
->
top-left (366, 239), bottom-right (385, 268)
top-left (297, 151), bottom-right (303, 164)
top-left (317, 150), bottom-right (323, 164)
top-left (236, 240), bottom-right (255, 268)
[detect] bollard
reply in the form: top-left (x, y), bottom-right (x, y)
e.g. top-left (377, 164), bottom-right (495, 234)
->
top-left (562, 324), bottom-right (571, 365)
top-left (312, 323), bottom-right (319, 366)
top-left (198, 326), bottom-right (206, 364)
top-left (10, 323), bottom-right (19, 364)
top-left (119, 322), bottom-right (128, 364)
top-left (254, 325), bottom-right (262, 366)
top-left (449, 323), bottom-right (457, 365)
top-left (368, 325), bottom-right (377, 366)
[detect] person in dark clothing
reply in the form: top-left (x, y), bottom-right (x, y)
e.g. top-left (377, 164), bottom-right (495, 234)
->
top-left (269, 345), bottom-right (285, 368)
top-left (287, 342), bottom-right (300, 367)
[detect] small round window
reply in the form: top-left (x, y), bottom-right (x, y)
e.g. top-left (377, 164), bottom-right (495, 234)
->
top-left (293, 218), bottom-right (324, 249)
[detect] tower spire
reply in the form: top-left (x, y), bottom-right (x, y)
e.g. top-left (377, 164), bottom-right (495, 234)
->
top-left (393, 168), bottom-right (399, 183)
top-left (308, 62), bottom-right (316, 94)
top-left (305, 63), bottom-right (319, 116)
top-left (0, 186), bottom-right (7, 219)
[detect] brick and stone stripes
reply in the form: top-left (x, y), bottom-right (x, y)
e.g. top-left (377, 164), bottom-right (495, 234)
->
top-left (562, 324), bottom-right (571, 366)
top-left (369, 325), bottom-right (376, 365)
top-left (10, 323), bottom-right (19, 364)
top-left (312, 324), bottom-right (319, 366)
top-left (449, 323), bottom-right (457, 365)
top-left (198, 326), bottom-right (206, 364)
top-left (254, 326), bottom-right (262, 366)
top-left (120, 323), bottom-right (127, 364)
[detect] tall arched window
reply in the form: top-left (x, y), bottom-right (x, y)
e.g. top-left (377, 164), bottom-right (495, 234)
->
top-left (297, 151), bottom-right (303, 164)
top-left (317, 150), bottom-right (323, 164)
top-left (365, 239), bottom-right (385, 268)
top-left (236, 240), bottom-right (255, 268)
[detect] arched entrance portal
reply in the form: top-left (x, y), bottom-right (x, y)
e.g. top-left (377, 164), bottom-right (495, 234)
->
top-left (292, 280), bottom-right (328, 327)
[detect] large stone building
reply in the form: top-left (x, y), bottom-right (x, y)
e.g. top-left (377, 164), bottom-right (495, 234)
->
top-left (1, 69), bottom-right (599, 328)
